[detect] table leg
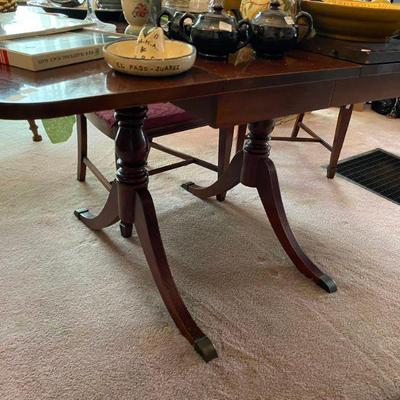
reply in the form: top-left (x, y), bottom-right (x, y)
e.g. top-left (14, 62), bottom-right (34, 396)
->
top-left (74, 182), bottom-right (119, 230)
top-left (183, 119), bottom-right (337, 293)
top-left (74, 106), bottom-right (217, 362)
top-left (182, 151), bottom-right (243, 199)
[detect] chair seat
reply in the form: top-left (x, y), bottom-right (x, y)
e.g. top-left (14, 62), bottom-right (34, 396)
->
top-left (95, 103), bottom-right (196, 131)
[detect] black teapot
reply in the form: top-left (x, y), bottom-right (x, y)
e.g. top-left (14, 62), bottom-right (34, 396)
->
top-left (249, 0), bottom-right (313, 59)
top-left (179, 4), bottom-right (252, 60)
top-left (157, 9), bottom-right (199, 41)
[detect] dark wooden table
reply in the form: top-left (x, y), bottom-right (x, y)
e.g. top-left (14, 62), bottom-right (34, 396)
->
top-left (1, 50), bottom-right (399, 362)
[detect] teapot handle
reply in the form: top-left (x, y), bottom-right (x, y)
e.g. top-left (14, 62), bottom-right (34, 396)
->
top-left (231, 8), bottom-right (243, 21)
top-left (157, 9), bottom-right (173, 37)
top-left (237, 19), bottom-right (252, 50)
top-left (179, 13), bottom-right (196, 44)
top-left (294, 11), bottom-right (313, 42)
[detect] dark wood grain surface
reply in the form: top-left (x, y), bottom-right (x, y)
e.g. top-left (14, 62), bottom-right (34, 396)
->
top-left (2, 47), bottom-right (400, 127)
top-left (0, 50), bottom-right (365, 121)
top-left (0, 61), bottom-right (224, 119)
top-left (301, 36), bottom-right (400, 65)
top-left (195, 50), bottom-right (361, 90)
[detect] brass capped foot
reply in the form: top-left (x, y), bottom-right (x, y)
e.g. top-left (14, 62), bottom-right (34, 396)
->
top-left (317, 274), bottom-right (337, 293)
top-left (194, 336), bottom-right (218, 363)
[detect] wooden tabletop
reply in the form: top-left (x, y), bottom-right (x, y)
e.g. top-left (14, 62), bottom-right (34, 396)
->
top-left (1, 48), bottom-right (400, 121)
top-left (0, 50), bottom-right (360, 119)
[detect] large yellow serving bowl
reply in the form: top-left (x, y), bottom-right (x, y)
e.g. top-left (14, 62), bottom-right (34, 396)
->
top-left (301, 0), bottom-right (400, 42)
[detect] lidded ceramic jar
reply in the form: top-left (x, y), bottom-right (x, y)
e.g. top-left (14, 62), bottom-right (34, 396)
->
top-left (249, 0), bottom-right (313, 58)
top-left (179, 2), bottom-right (252, 60)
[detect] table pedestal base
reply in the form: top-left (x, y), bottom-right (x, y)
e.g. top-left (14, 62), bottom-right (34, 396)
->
top-left (74, 110), bottom-right (336, 363)
top-left (74, 106), bottom-right (217, 363)
top-left (183, 119), bottom-right (337, 294)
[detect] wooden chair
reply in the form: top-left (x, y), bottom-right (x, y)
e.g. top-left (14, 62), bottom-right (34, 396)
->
top-left (235, 105), bottom-right (354, 179)
top-left (77, 103), bottom-right (235, 202)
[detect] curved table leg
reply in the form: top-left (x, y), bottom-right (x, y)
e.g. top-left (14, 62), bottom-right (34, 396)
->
top-left (183, 118), bottom-right (337, 293)
top-left (114, 107), bottom-right (216, 361)
top-left (135, 188), bottom-right (217, 362)
top-left (75, 106), bottom-right (217, 362)
top-left (241, 120), bottom-right (337, 293)
top-left (182, 151), bottom-right (243, 199)
top-left (256, 158), bottom-right (337, 293)
top-left (74, 182), bottom-right (120, 230)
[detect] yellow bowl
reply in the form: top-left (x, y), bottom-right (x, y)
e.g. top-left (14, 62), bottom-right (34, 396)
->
top-left (322, 0), bottom-right (395, 8)
top-left (301, 0), bottom-right (400, 42)
top-left (103, 39), bottom-right (197, 77)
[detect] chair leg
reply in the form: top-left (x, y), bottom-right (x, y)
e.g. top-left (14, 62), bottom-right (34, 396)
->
top-left (28, 119), bottom-right (42, 142)
top-left (146, 136), bottom-right (153, 162)
top-left (216, 127), bottom-right (234, 201)
top-left (290, 113), bottom-right (305, 138)
top-left (77, 114), bottom-right (88, 182)
top-left (327, 104), bottom-right (353, 179)
top-left (236, 124), bottom-right (247, 154)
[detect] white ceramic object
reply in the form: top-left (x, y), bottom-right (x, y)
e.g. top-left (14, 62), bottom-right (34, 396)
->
top-left (135, 27), bottom-right (165, 58)
top-left (121, 0), bottom-right (152, 35)
top-left (103, 39), bottom-right (196, 76)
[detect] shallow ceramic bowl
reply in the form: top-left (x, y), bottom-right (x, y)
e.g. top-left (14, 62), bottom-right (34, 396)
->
top-left (301, 0), bottom-right (400, 42)
top-left (103, 39), bottom-right (196, 76)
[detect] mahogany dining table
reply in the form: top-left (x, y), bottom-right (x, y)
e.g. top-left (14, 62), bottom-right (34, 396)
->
top-left (1, 49), bottom-right (399, 362)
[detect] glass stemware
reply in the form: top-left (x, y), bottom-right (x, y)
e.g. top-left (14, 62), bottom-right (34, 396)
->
top-left (83, 0), bottom-right (117, 32)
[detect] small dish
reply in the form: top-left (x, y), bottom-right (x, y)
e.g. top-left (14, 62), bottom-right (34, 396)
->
top-left (103, 39), bottom-right (196, 76)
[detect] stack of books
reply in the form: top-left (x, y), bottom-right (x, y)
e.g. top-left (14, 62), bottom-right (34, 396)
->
top-left (0, 7), bottom-right (123, 70)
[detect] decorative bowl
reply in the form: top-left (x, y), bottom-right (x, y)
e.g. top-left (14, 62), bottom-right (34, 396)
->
top-left (301, 0), bottom-right (400, 42)
top-left (103, 39), bottom-right (196, 76)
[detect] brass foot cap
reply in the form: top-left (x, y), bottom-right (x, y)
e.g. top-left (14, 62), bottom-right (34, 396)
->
top-left (194, 336), bottom-right (218, 363)
top-left (318, 274), bottom-right (337, 293)
top-left (74, 208), bottom-right (90, 220)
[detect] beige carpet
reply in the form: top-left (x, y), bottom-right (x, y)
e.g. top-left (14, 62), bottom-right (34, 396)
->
top-left (1, 108), bottom-right (400, 400)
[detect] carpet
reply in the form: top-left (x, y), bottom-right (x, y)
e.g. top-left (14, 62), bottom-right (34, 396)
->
top-left (0, 109), bottom-right (399, 400)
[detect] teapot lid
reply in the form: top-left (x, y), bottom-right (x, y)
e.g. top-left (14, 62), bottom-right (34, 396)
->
top-left (269, 0), bottom-right (281, 10)
top-left (210, 3), bottom-right (224, 15)
top-left (197, 1), bottom-right (235, 24)
top-left (252, 0), bottom-right (293, 28)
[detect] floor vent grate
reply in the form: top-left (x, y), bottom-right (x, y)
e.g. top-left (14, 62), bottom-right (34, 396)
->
top-left (336, 149), bottom-right (400, 205)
